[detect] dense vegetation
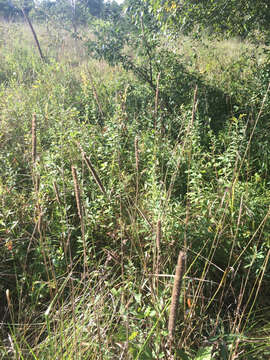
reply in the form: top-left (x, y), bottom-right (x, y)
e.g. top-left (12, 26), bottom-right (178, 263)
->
top-left (1, 1), bottom-right (270, 359)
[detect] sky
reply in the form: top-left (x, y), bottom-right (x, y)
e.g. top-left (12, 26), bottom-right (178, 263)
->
top-left (36, 0), bottom-right (125, 3)
top-left (106, 0), bottom-right (124, 3)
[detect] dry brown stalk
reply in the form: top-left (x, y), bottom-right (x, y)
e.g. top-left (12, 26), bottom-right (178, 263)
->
top-left (76, 143), bottom-right (106, 195)
top-left (154, 219), bottom-right (161, 293)
top-left (84, 154), bottom-right (106, 195)
top-left (154, 72), bottom-right (161, 127)
top-left (31, 113), bottom-right (40, 193)
top-left (71, 165), bottom-right (82, 219)
top-left (53, 181), bottom-right (61, 205)
top-left (191, 84), bottom-right (198, 128)
top-left (135, 136), bottom-right (139, 204)
top-left (135, 136), bottom-right (139, 173)
top-left (168, 251), bottom-right (186, 339)
top-left (6, 289), bottom-right (11, 309)
top-left (87, 67), bottom-right (104, 121)
top-left (32, 113), bottom-right (37, 164)
top-left (156, 219), bottom-right (161, 266)
top-left (6, 289), bottom-right (14, 322)
top-left (71, 165), bottom-right (88, 277)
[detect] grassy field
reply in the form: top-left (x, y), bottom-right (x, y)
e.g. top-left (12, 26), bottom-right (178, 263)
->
top-left (1, 21), bottom-right (270, 359)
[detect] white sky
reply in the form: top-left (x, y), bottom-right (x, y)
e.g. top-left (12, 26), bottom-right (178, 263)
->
top-left (107, 0), bottom-right (124, 3)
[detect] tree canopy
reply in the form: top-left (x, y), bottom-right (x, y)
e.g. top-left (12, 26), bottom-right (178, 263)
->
top-left (0, 0), bottom-right (35, 19)
top-left (148, 0), bottom-right (270, 38)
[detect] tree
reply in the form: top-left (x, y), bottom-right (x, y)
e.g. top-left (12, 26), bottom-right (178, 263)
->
top-left (87, 0), bottom-right (199, 114)
top-left (0, 1), bottom-right (44, 61)
top-left (32, 0), bottom-right (81, 33)
top-left (0, 0), bottom-right (23, 19)
top-left (87, 0), bottom-right (160, 86)
top-left (32, 0), bottom-right (105, 34)
top-left (103, 0), bottom-right (122, 21)
top-left (148, 0), bottom-right (270, 38)
top-left (81, 0), bottom-right (104, 18)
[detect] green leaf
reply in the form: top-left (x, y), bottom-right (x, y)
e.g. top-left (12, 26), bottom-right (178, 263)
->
top-left (134, 292), bottom-right (142, 304)
top-left (175, 349), bottom-right (191, 360)
top-left (220, 342), bottom-right (229, 360)
top-left (194, 346), bottom-right (213, 360)
top-left (129, 331), bottom-right (138, 341)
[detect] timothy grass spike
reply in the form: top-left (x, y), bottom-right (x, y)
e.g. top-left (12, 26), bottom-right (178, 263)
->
top-left (168, 251), bottom-right (186, 339)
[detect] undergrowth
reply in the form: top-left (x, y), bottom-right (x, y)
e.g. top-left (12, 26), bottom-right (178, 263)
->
top-left (0, 21), bottom-right (270, 359)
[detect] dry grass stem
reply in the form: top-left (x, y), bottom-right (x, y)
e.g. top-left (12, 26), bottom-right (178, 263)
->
top-left (87, 67), bottom-right (104, 120)
top-left (135, 136), bottom-right (139, 173)
top-left (156, 219), bottom-right (161, 265)
top-left (191, 84), bottom-right (198, 127)
top-left (6, 288), bottom-right (14, 322)
top-left (71, 165), bottom-right (82, 220)
top-left (32, 113), bottom-right (37, 164)
top-left (82, 155), bottom-right (106, 197)
top-left (168, 251), bottom-right (186, 339)
top-left (76, 141), bottom-right (106, 195)
top-left (53, 181), bottom-right (61, 205)
top-left (32, 113), bottom-right (40, 193)
top-left (154, 72), bottom-right (161, 125)
top-left (71, 165), bottom-right (88, 277)
top-left (84, 154), bottom-right (106, 195)
top-left (6, 289), bottom-right (11, 309)
top-left (154, 219), bottom-right (161, 293)
top-left (135, 136), bottom-right (139, 204)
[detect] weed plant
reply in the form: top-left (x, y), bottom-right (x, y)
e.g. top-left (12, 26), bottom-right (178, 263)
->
top-left (0, 22), bottom-right (270, 359)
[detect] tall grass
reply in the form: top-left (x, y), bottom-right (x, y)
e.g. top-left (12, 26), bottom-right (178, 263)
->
top-left (0, 22), bottom-right (270, 360)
